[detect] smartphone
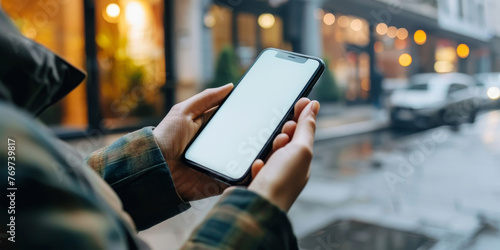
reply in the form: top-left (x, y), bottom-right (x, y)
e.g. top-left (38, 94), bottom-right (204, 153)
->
top-left (182, 48), bottom-right (325, 185)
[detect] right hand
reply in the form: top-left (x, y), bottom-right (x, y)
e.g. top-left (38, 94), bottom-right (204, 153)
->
top-left (247, 98), bottom-right (320, 212)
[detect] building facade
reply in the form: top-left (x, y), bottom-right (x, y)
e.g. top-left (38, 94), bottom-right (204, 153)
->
top-left (1, 0), bottom-right (499, 136)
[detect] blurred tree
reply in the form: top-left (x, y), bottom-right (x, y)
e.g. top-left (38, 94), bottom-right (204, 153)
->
top-left (209, 46), bottom-right (240, 88)
top-left (314, 58), bottom-right (340, 103)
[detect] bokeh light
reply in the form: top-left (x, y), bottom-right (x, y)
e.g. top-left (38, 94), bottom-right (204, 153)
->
top-left (457, 44), bottom-right (470, 58)
top-left (376, 23), bottom-right (388, 35)
top-left (258, 13), bottom-right (276, 29)
top-left (106, 3), bottom-right (120, 18)
top-left (323, 13), bottom-right (335, 26)
top-left (350, 18), bottom-right (363, 31)
top-left (204, 14), bottom-right (216, 28)
top-left (487, 87), bottom-right (500, 100)
top-left (387, 26), bottom-right (398, 38)
top-left (397, 28), bottom-right (408, 40)
top-left (399, 53), bottom-right (412, 67)
top-left (414, 30), bottom-right (427, 45)
top-left (103, 3), bottom-right (121, 23)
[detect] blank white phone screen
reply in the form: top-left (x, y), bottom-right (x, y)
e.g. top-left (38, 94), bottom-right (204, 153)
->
top-left (185, 50), bottom-right (320, 180)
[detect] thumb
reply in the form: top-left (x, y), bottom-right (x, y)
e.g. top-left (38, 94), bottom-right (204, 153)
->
top-left (291, 101), bottom-right (320, 148)
top-left (181, 83), bottom-right (234, 119)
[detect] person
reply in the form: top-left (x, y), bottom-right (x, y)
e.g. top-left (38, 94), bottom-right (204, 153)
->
top-left (0, 7), bottom-right (320, 249)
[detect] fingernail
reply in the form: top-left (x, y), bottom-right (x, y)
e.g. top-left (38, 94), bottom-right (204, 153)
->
top-left (311, 101), bottom-right (320, 115)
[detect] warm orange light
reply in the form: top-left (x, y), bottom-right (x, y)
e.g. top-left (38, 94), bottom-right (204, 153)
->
top-left (394, 39), bottom-right (408, 50)
top-left (361, 79), bottom-right (370, 91)
top-left (387, 26), bottom-right (398, 38)
top-left (125, 2), bottom-right (145, 26)
top-left (374, 41), bottom-right (384, 53)
top-left (434, 61), bottom-right (455, 73)
top-left (258, 13), bottom-right (275, 29)
top-left (436, 47), bottom-right (457, 62)
top-left (457, 44), bottom-right (470, 58)
top-left (397, 28), bottom-right (408, 40)
top-left (338, 16), bottom-right (350, 28)
top-left (376, 23), bottom-right (388, 35)
top-left (103, 3), bottom-right (121, 23)
top-left (204, 14), bottom-right (216, 28)
top-left (399, 53), bottom-right (412, 67)
top-left (323, 13), bottom-right (335, 25)
top-left (414, 30), bottom-right (427, 45)
top-left (350, 19), bottom-right (363, 31)
top-left (106, 3), bottom-right (120, 18)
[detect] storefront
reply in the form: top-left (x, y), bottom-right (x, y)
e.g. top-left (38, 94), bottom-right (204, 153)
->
top-left (2, 0), bottom-right (173, 137)
top-left (2, 0), bottom-right (498, 138)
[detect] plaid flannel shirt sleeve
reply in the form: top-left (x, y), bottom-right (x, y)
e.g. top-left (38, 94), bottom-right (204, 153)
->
top-left (87, 127), bottom-right (298, 249)
top-left (183, 188), bottom-right (299, 250)
top-left (86, 126), bottom-right (191, 231)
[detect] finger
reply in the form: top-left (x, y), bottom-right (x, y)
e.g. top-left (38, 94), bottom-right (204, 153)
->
top-left (291, 101), bottom-right (320, 148)
top-left (251, 159), bottom-right (265, 179)
top-left (197, 106), bottom-right (219, 125)
top-left (282, 121), bottom-right (297, 139)
top-left (293, 98), bottom-right (311, 121)
top-left (181, 83), bottom-right (233, 119)
top-left (272, 133), bottom-right (290, 153)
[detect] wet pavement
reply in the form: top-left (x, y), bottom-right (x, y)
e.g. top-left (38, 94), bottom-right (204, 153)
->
top-left (293, 110), bottom-right (500, 250)
top-left (140, 110), bottom-right (500, 250)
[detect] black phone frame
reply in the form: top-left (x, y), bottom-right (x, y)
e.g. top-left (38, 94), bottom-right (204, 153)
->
top-left (181, 48), bottom-right (325, 186)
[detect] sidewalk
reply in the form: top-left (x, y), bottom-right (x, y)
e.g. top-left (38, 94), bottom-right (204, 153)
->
top-left (316, 103), bottom-right (390, 141)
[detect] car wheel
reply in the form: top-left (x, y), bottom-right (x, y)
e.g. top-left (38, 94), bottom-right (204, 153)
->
top-left (438, 110), bottom-right (447, 126)
top-left (468, 109), bottom-right (477, 124)
top-left (414, 116), bottom-right (430, 129)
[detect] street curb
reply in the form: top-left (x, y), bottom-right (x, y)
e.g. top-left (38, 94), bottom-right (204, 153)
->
top-left (315, 120), bottom-right (390, 142)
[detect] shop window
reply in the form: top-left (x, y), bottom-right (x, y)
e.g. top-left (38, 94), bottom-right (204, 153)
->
top-left (321, 13), bottom-right (370, 103)
top-left (260, 15), bottom-right (285, 50)
top-left (1, 0), bottom-right (87, 129)
top-left (206, 4), bottom-right (288, 87)
top-left (237, 13), bottom-right (257, 68)
top-left (95, 0), bottom-right (166, 129)
top-left (210, 4), bottom-right (233, 58)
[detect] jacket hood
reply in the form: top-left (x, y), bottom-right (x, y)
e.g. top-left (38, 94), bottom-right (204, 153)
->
top-left (0, 7), bottom-right (86, 116)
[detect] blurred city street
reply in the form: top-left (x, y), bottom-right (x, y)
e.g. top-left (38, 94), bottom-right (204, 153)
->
top-left (139, 110), bottom-right (500, 250)
top-left (3, 0), bottom-right (500, 249)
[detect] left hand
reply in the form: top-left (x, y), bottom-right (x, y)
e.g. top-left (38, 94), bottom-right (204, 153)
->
top-left (153, 83), bottom-right (313, 202)
top-left (153, 83), bottom-right (234, 201)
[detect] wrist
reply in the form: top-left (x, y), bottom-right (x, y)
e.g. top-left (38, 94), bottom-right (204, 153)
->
top-left (248, 183), bottom-right (291, 212)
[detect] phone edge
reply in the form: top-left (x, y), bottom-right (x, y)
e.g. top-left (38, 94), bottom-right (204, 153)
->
top-left (180, 48), bottom-right (326, 186)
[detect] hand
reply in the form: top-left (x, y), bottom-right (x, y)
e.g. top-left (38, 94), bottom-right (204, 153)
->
top-left (248, 99), bottom-right (320, 212)
top-left (153, 84), bottom-right (234, 201)
top-left (153, 82), bottom-right (317, 204)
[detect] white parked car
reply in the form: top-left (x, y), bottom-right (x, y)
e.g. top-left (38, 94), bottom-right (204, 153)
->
top-left (389, 73), bottom-right (479, 129)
